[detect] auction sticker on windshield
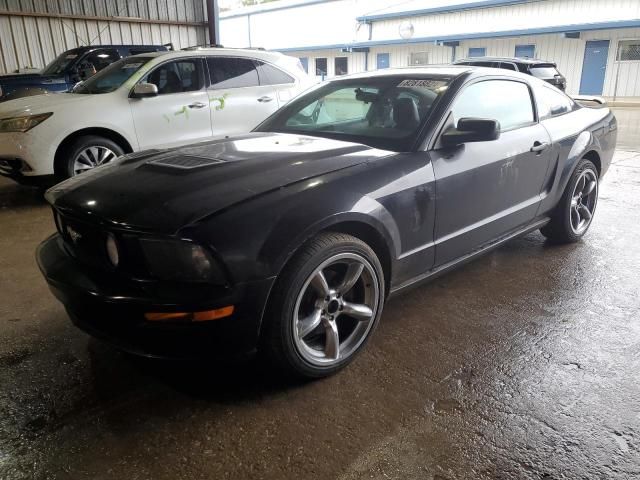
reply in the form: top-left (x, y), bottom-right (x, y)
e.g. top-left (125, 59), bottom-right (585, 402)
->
top-left (398, 79), bottom-right (448, 89)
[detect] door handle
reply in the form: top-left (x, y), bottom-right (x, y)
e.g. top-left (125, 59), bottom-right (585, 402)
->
top-left (530, 141), bottom-right (549, 153)
top-left (257, 96), bottom-right (273, 103)
top-left (188, 102), bottom-right (207, 109)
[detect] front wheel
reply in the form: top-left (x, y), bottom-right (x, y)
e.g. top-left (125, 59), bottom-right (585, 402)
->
top-left (59, 135), bottom-right (124, 180)
top-left (540, 158), bottom-right (599, 243)
top-left (262, 232), bottom-right (385, 378)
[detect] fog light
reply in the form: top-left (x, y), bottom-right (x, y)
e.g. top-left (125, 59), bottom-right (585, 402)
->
top-left (144, 306), bottom-right (235, 322)
top-left (106, 234), bottom-right (119, 267)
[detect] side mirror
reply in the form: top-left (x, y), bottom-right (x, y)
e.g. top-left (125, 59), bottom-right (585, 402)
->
top-left (131, 82), bottom-right (158, 99)
top-left (440, 117), bottom-right (500, 147)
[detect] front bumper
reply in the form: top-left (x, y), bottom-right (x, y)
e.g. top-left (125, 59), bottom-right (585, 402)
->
top-left (0, 131), bottom-right (56, 180)
top-left (37, 234), bottom-right (275, 359)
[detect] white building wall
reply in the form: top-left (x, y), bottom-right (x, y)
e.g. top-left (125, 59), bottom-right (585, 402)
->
top-left (221, 0), bottom-right (640, 97)
top-left (366, 0), bottom-right (640, 43)
top-left (220, 0), bottom-right (391, 50)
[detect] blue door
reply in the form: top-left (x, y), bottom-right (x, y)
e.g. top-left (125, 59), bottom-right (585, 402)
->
top-left (299, 57), bottom-right (309, 73)
top-left (579, 40), bottom-right (610, 95)
top-left (377, 53), bottom-right (389, 69)
top-left (468, 47), bottom-right (486, 57)
top-left (515, 44), bottom-right (535, 58)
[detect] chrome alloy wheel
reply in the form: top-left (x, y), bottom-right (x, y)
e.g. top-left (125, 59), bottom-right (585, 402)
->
top-left (570, 168), bottom-right (598, 235)
top-left (292, 252), bottom-right (380, 366)
top-left (72, 146), bottom-right (117, 175)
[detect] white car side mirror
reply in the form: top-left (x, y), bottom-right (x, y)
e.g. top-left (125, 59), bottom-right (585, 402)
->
top-left (132, 83), bottom-right (158, 98)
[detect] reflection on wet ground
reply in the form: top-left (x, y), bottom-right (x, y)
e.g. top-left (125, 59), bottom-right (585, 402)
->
top-left (0, 146), bottom-right (639, 479)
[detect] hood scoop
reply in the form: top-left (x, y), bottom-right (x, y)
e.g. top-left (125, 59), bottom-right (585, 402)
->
top-left (145, 154), bottom-right (224, 171)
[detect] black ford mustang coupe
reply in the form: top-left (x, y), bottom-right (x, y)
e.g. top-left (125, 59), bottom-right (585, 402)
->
top-left (38, 66), bottom-right (617, 378)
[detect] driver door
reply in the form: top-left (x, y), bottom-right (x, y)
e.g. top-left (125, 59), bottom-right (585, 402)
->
top-left (431, 79), bottom-right (552, 266)
top-left (130, 58), bottom-right (213, 150)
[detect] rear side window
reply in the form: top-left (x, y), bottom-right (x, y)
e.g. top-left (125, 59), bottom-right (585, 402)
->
top-left (498, 62), bottom-right (517, 71)
top-left (255, 61), bottom-right (294, 85)
top-left (530, 66), bottom-right (561, 79)
top-left (452, 80), bottom-right (534, 131)
top-left (129, 48), bottom-right (159, 55)
top-left (83, 49), bottom-right (120, 72)
top-left (535, 83), bottom-right (575, 119)
top-left (207, 57), bottom-right (259, 89)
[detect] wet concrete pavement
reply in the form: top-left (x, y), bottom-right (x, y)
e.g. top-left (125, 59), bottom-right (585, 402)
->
top-left (1, 111), bottom-right (639, 479)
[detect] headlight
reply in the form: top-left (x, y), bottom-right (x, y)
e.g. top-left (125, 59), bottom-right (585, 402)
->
top-left (139, 238), bottom-right (226, 284)
top-left (106, 234), bottom-right (119, 267)
top-left (0, 112), bottom-right (53, 132)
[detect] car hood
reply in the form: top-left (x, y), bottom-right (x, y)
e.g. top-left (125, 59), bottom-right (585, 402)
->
top-left (46, 133), bottom-right (391, 234)
top-left (0, 92), bottom-right (96, 116)
top-left (0, 73), bottom-right (46, 83)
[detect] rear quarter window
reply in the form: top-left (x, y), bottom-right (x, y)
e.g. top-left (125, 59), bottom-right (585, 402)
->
top-left (256, 61), bottom-right (295, 85)
top-left (530, 66), bottom-right (561, 79)
top-left (534, 83), bottom-right (575, 119)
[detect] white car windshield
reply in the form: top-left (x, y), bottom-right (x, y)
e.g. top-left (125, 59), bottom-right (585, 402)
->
top-left (73, 57), bottom-right (153, 94)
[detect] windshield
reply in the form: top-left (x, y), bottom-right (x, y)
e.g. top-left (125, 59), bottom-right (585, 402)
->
top-left (41, 50), bottom-right (82, 76)
top-left (73, 56), bottom-right (152, 94)
top-left (530, 66), bottom-right (561, 79)
top-left (256, 76), bottom-right (450, 151)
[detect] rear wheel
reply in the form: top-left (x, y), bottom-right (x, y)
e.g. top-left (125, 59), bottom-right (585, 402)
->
top-left (262, 232), bottom-right (385, 378)
top-left (540, 159), bottom-right (599, 243)
top-left (59, 135), bottom-right (124, 180)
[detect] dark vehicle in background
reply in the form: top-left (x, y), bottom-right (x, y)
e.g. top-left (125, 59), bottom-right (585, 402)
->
top-left (0, 44), bottom-right (169, 101)
top-left (454, 57), bottom-right (567, 90)
top-left (37, 66), bottom-right (616, 379)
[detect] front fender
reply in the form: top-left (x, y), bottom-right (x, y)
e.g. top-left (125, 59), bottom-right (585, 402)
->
top-left (259, 202), bottom-right (400, 282)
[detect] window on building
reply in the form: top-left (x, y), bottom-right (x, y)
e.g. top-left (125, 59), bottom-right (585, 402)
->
top-left (206, 57), bottom-right (259, 89)
top-left (534, 83), bottom-right (575, 119)
top-left (299, 57), bottom-right (309, 73)
top-left (617, 40), bottom-right (640, 61)
top-left (315, 57), bottom-right (327, 77)
top-left (146, 59), bottom-right (204, 94)
top-left (255, 61), bottom-right (294, 85)
top-left (515, 44), bottom-right (535, 59)
top-left (452, 80), bottom-right (534, 131)
top-left (409, 52), bottom-right (428, 66)
top-left (377, 53), bottom-right (390, 69)
top-left (468, 47), bottom-right (486, 57)
top-left (334, 57), bottom-right (348, 76)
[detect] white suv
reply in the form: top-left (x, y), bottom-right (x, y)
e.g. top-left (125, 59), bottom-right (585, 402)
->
top-left (0, 48), bottom-right (314, 184)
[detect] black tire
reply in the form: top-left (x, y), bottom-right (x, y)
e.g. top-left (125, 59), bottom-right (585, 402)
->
top-left (261, 232), bottom-right (386, 379)
top-left (58, 135), bottom-right (125, 181)
top-left (540, 158), bottom-right (599, 243)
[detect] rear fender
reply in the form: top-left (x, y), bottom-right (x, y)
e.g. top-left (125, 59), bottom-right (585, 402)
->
top-left (537, 130), bottom-right (601, 216)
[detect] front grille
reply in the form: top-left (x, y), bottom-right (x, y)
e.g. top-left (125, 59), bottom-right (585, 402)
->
top-left (56, 211), bottom-right (111, 270)
top-left (54, 209), bottom-right (151, 278)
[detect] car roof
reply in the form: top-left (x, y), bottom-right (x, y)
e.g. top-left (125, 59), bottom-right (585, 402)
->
top-left (324, 65), bottom-right (539, 82)
top-left (455, 56), bottom-right (556, 65)
top-left (338, 65), bottom-right (474, 80)
top-left (137, 48), bottom-right (291, 64)
top-left (67, 45), bottom-right (166, 52)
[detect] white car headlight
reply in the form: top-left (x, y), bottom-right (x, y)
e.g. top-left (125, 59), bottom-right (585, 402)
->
top-left (0, 112), bottom-right (53, 132)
